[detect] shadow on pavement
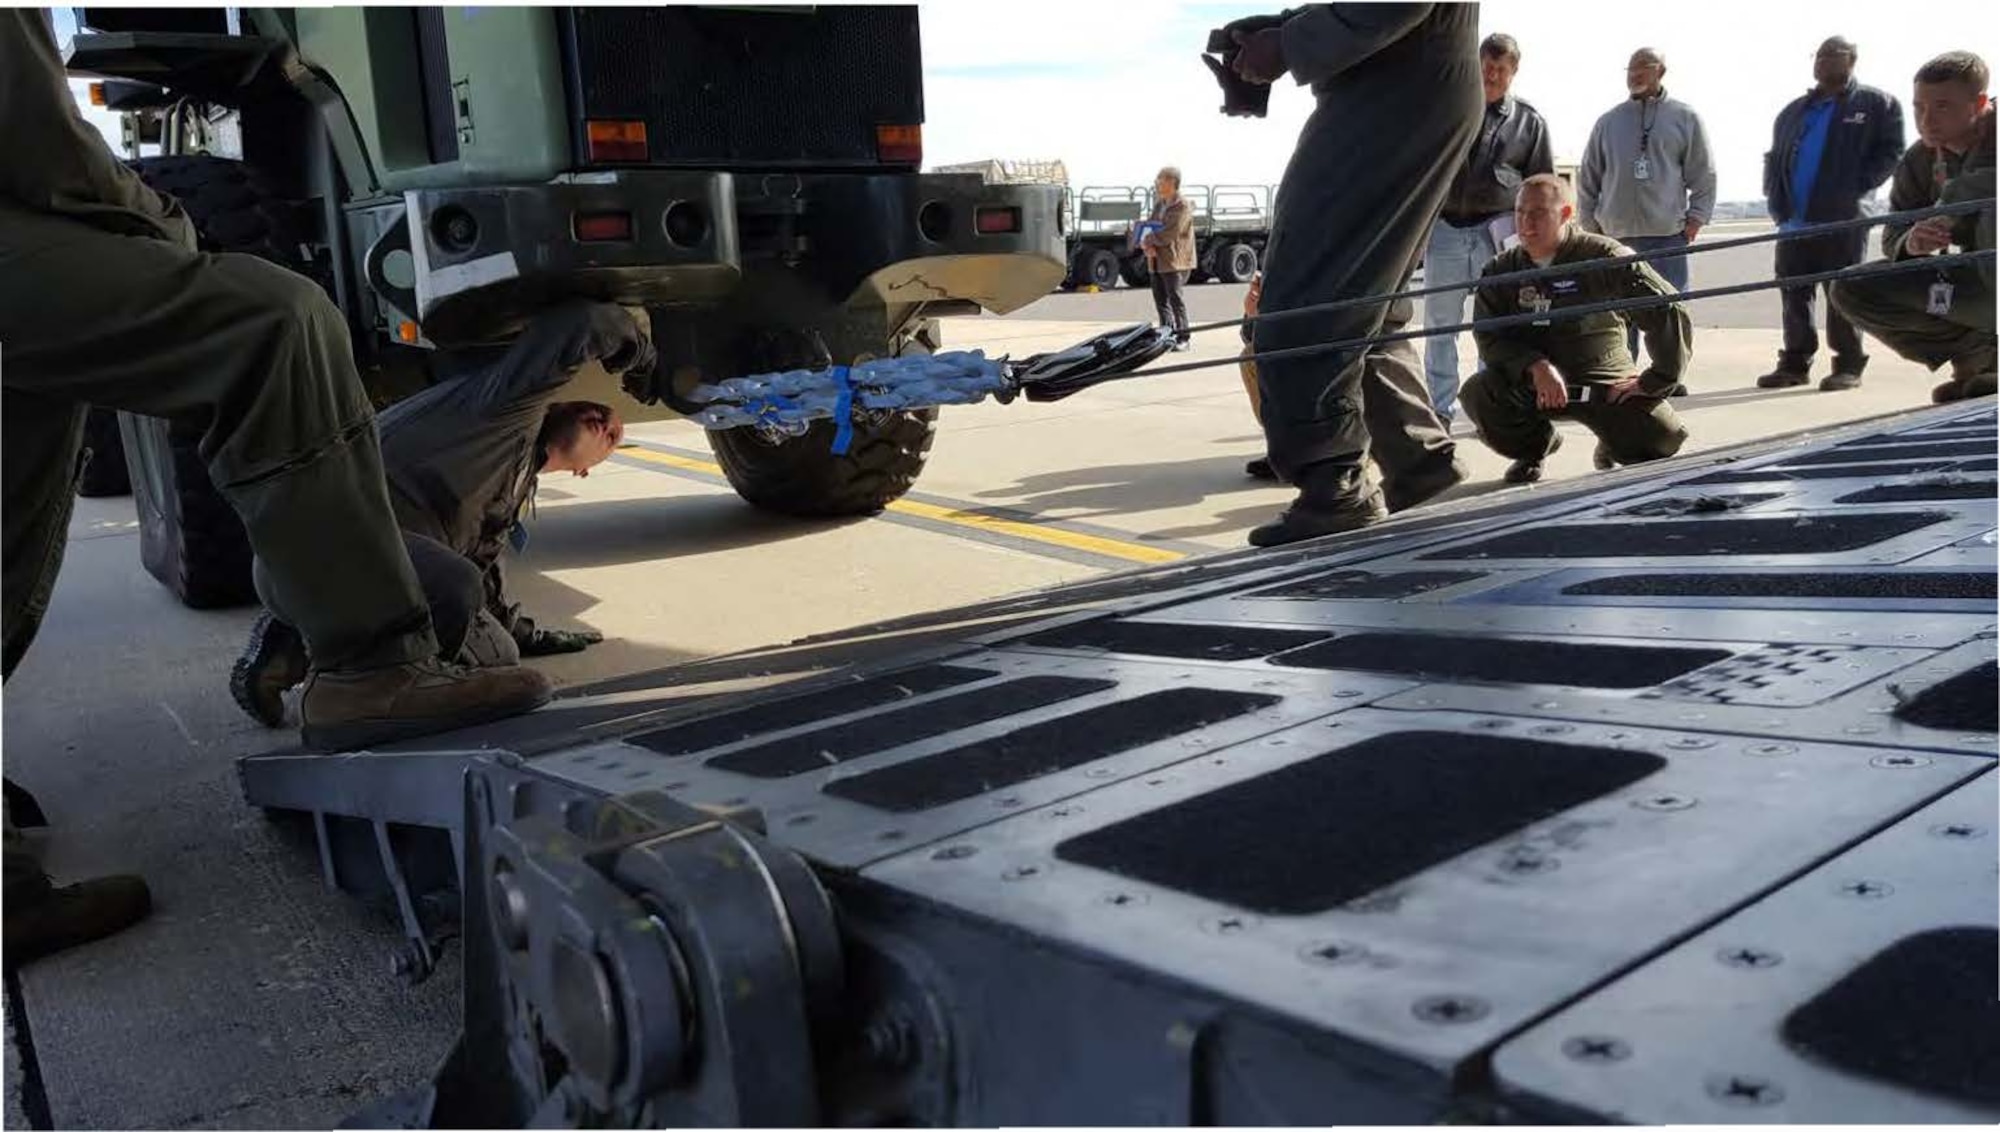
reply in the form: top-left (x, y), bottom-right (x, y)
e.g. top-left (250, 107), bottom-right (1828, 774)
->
top-left (516, 492), bottom-right (862, 571)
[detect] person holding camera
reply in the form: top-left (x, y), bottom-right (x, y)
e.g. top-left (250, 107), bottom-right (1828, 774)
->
top-left (1460, 175), bottom-right (1691, 485)
top-left (1216, 3), bottom-right (1478, 547)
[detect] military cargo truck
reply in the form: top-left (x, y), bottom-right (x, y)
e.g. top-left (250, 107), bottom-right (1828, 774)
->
top-left (61, 5), bottom-right (1065, 606)
top-left (1062, 181), bottom-right (1273, 291)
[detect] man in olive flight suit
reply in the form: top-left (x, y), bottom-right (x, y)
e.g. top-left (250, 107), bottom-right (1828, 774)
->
top-left (1460, 174), bottom-right (1692, 484)
top-left (1222, 3), bottom-right (1483, 546)
top-left (1830, 50), bottom-right (1997, 404)
top-left (233, 301), bottom-right (653, 727)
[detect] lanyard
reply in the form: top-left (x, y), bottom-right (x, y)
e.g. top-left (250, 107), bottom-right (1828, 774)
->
top-left (1637, 96), bottom-right (1661, 156)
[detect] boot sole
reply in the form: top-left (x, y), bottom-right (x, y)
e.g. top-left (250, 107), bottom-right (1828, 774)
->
top-left (230, 614), bottom-right (305, 729)
top-left (1756, 377), bottom-right (1810, 389)
top-left (301, 685), bottom-right (556, 753)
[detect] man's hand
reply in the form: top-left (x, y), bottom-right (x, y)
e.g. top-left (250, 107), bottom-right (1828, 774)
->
top-left (518, 626), bottom-right (604, 657)
top-left (1682, 218), bottom-right (1704, 242)
top-left (1905, 215), bottom-right (1955, 255)
top-left (1231, 27), bottom-right (1287, 83)
top-left (1603, 375), bottom-right (1654, 404)
top-left (1529, 360), bottom-right (1568, 411)
top-left (1244, 271), bottom-right (1263, 317)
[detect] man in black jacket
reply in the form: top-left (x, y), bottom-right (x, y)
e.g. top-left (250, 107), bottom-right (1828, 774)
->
top-left (1423, 32), bottom-right (1554, 426)
top-left (1758, 36), bottom-right (1906, 392)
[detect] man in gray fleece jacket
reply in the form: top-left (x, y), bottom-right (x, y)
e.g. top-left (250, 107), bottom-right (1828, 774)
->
top-left (1578, 47), bottom-right (1717, 378)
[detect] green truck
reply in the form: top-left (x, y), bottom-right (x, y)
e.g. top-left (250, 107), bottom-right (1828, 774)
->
top-left (61, 5), bottom-right (1066, 606)
top-left (1062, 182), bottom-right (1273, 292)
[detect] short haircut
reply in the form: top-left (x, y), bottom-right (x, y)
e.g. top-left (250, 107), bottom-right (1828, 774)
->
top-left (1915, 51), bottom-right (1989, 93)
top-left (1517, 173), bottom-right (1571, 207)
top-left (1481, 33), bottom-right (1520, 64)
top-left (1157, 165), bottom-right (1182, 188)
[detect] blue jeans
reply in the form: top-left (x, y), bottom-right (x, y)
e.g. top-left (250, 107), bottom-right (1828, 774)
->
top-left (1421, 218), bottom-right (1500, 422)
top-left (1618, 233), bottom-right (1690, 366)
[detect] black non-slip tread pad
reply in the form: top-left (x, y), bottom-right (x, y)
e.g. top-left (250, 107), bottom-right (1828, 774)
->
top-left (1417, 512), bottom-right (1950, 560)
top-left (625, 665), bottom-right (994, 757)
top-left (821, 687), bottom-right (1282, 813)
top-left (706, 675), bottom-right (1117, 778)
top-left (1564, 571), bottom-right (1997, 601)
top-left (1245, 570), bottom-right (1487, 601)
top-left (1688, 461), bottom-right (1958, 485)
top-left (1780, 927), bottom-right (2000, 1107)
top-left (1054, 732), bottom-right (1666, 915)
top-left (1270, 632), bottom-right (1730, 689)
top-left (1618, 492), bottom-right (1783, 517)
top-left (1835, 480), bottom-right (1998, 504)
top-left (1785, 440), bottom-right (1995, 466)
top-left (1892, 661), bottom-right (1998, 734)
top-left (1020, 620), bottom-right (1330, 661)
top-left (1953, 457), bottom-right (2000, 473)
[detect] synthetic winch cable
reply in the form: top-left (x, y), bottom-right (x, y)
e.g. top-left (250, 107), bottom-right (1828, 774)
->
top-left (1039, 247), bottom-right (1994, 390)
top-left (1181, 197), bottom-right (1996, 339)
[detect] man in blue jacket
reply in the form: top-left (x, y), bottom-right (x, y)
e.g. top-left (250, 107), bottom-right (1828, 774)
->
top-left (1758, 37), bottom-right (1906, 392)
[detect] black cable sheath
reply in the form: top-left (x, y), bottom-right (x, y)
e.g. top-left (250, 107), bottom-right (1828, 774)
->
top-left (1029, 248), bottom-right (1993, 389)
top-left (1178, 197), bottom-right (1996, 338)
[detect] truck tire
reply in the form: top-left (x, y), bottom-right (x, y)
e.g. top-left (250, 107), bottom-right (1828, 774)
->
top-left (75, 407), bottom-right (132, 498)
top-left (121, 411), bottom-right (259, 609)
top-left (709, 409), bottom-right (938, 518)
top-left (1215, 243), bottom-right (1259, 284)
top-left (1118, 254), bottom-right (1150, 289)
top-left (117, 155), bottom-right (324, 608)
top-left (1077, 247), bottom-right (1121, 290)
top-left (708, 339), bottom-right (938, 518)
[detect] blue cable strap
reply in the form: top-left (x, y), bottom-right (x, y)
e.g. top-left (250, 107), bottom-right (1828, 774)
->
top-left (829, 365), bottom-right (855, 455)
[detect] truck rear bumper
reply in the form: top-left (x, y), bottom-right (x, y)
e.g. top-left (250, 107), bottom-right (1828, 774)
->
top-left (403, 170), bottom-right (1064, 342)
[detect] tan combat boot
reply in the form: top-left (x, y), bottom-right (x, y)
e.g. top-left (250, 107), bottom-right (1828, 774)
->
top-left (299, 657), bottom-right (554, 751)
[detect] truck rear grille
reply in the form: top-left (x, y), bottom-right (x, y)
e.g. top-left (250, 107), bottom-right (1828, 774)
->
top-left (563, 6), bottom-right (924, 168)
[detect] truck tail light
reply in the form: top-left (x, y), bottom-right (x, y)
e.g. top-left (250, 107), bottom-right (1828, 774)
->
top-left (876, 123), bottom-right (922, 165)
top-left (975, 206), bottom-right (1021, 235)
top-left (586, 120), bottom-right (648, 163)
top-left (88, 82), bottom-right (106, 107)
top-left (573, 211), bottom-right (635, 242)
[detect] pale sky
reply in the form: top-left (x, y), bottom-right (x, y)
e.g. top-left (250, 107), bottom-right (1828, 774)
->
top-left (62, 2), bottom-right (2000, 203)
top-left (919, 0), bottom-right (2000, 201)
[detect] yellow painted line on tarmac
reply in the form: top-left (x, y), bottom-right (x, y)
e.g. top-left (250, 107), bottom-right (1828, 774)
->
top-left (618, 445), bottom-right (727, 477)
top-left (615, 443), bottom-right (1185, 566)
top-left (885, 498), bottom-right (1185, 565)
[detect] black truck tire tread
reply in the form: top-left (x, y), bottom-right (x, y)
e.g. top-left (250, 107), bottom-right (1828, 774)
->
top-left (708, 408), bottom-right (938, 518)
top-left (1216, 242), bottom-right (1259, 285)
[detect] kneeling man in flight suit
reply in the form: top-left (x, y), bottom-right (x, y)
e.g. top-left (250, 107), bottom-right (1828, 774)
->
top-left (230, 300), bottom-right (653, 727)
top-left (1460, 173), bottom-right (1693, 484)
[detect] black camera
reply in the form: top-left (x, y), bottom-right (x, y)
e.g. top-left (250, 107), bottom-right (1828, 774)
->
top-left (1202, 16), bottom-right (1282, 118)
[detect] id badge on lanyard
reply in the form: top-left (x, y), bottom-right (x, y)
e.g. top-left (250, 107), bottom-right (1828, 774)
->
top-left (1928, 277), bottom-right (1956, 316)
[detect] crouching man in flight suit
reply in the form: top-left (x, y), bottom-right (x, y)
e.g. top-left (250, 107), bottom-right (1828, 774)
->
top-left (230, 300), bottom-right (654, 727)
top-left (1460, 174), bottom-right (1692, 484)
